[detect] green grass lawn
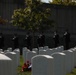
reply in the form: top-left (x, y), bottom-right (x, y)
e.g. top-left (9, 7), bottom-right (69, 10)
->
top-left (18, 55), bottom-right (76, 75)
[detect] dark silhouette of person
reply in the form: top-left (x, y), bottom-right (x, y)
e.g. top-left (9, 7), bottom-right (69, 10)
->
top-left (37, 34), bottom-right (42, 47)
top-left (12, 34), bottom-right (19, 49)
top-left (24, 33), bottom-right (31, 49)
top-left (53, 31), bottom-right (59, 47)
top-left (41, 34), bottom-right (45, 47)
top-left (63, 29), bottom-right (70, 49)
top-left (0, 33), bottom-right (4, 49)
top-left (37, 34), bottom-right (45, 47)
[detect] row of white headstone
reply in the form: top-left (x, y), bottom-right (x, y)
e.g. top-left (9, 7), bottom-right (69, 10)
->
top-left (0, 48), bottom-right (20, 75)
top-left (22, 46), bottom-right (64, 64)
top-left (31, 47), bottom-right (76, 75)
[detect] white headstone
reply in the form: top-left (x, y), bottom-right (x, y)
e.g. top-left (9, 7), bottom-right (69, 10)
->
top-left (39, 50), bottom-right (47, 55)
top-left (62, 50), bottom-right (71, 74)
top-left (46, 48), bottom-right (58, 55)
top-left (51, 52), bottom-right (66, 75)
top-left (32, 55), bottom-right (54, 75)
top-left (39, 47), bottom-right (44, 51)
top-left (13, 48), bottom-right (20, 66)
top-left (68, 50), bottom-right (74, 70)
top-left (39, 47), bottom-right (62, 55)
top-left (0, 49), bottom-right (3, 52)
top-left (7, 47), bottom-right (12, 52)
top-left (22, 47), bottom-right (30, 63)
top-left (32, 48), bottom-right (38, 53)
top-left (57, 46), bottom-right (64, 52)
top-left (0, 54), bottom-right (13, 75)
top-left (68, 49), bottom-right (74, 71)
top-left (5, 52), bottom-right (17, 75)
top-left (26, 51), bottom-right (37, 64)
top-left (62, 50), bottom-right (74, 73)
top-left (72, 48), bottom-right (76, 67)
top-left (0, 51), bottom-right (4, 54)
top-left (54, 47), bottom-right (60, 52)
top-left (61, 46), bottom-right (64, 51)
top-left (43, 46), bottom-right (49, 50)
top-left (23, 47), bottom-right (27, 50)
top-left (22, 47), bottom-right (27, 55)
top-left (4, 50), bottom-right (10, 53)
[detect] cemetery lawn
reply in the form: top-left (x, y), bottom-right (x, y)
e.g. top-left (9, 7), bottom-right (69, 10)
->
top-left (17, 56), bottom-right (31, 75)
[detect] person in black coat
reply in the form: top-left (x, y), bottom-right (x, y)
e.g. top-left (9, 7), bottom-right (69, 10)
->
top-left (0, 33), bottom-right (4, 49)
top-left (37, 34), bottom-right (42, 47)
top-left (37, 34), bottom-right (45, 47)
top-left (63, 29), bottom-right (70, 49)
top-left (24, 33), bottom-right (31, 49)
top-left (53, 31), bottom-right (59, 47)
top-left (41, 34), bottom-right (45, 47)
top-left (12, 34), bottom-right (19, 49)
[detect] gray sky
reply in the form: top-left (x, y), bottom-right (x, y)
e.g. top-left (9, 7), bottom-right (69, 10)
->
top-left (41, 0), bottom-right (53, 3)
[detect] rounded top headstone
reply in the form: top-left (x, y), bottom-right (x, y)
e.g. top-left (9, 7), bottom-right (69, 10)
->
top-left (0, 54), bottom-right (12, 60)
top-left (32, 55), bottom-right (53, 59)
top-left (52, 52), bottom-right (66, 56)
top-left (32, 48), bottom-right (38, 51)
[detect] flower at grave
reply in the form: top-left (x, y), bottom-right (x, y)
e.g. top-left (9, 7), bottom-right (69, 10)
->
top-left (24, 63), bottom-right (28, 68)
top-left (21, 61), bottom-right (32, 72)
top-left (21, 63), bottom-right (28, 72)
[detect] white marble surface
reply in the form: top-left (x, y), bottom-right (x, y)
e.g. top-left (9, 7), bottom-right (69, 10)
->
top-left (26, 51), bottom-right (37, 64)
top-left (0, 49), bottom-right (3, 52)
top-left (32, 48), bottom-right (38, 53)
top-left (43, 46), bottom-right (49, 50)
top-left (4, 50), bottom-right (10, 53)
top-left (39, 50), bottom-right (47, 55)
top-left (0, 51), bottom-right (4, 54)
top-left (46, 48), bottom-right (58, 55)
top-left (51, 52), bottom-right (66, 75)
top-left (68, 50), bottom-right (74, 71)
top-left (5, 52), bottom-right (17, 75)
top-left (57, 46), bottom-right (64, 52)
top-left (62, 50), bottom-right (74, 73)
top-left (38, 47), bottom-right (44, 51)
top-left (72, 48), bottom-right (76, 67)
top-left (7, 47), bottom-right (12, 52)
top-left (13, 48), bottom-right (20, 66)
top-left (32, 55), bottom-right (54, 75)
top-left (22, 47), bottom-right (27, 56)
top-left (22, 47), bottom-right (30, 63)
top-left (0, 54), bottom-right (13, 75)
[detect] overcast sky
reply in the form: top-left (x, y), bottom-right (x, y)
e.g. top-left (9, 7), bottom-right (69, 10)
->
top-left (41, 0), bottom-right (53, 3)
